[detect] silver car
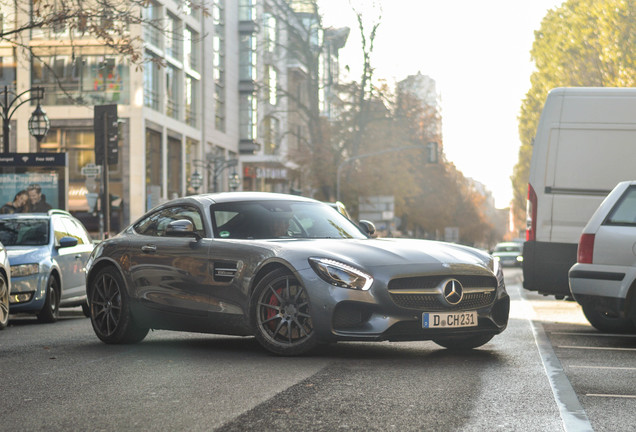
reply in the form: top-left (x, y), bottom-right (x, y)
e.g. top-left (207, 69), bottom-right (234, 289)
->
top-left (0, 241), bottom-right (10, 329)
top-left (86, 192), bottom-right (509, 355)
top-left (0, 210), bottom-right (94, 323)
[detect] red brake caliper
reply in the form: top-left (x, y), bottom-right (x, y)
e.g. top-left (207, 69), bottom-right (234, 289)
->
top-left (266, 288), bottom-right (282, 330)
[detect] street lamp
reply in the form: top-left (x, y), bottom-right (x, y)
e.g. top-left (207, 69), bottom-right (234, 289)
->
top-left (228, 170), bottom-right (240, 191)
top-left (190, 170), bottom-right (203, 193)
top-left (1, 86), bottom-right (50, 152)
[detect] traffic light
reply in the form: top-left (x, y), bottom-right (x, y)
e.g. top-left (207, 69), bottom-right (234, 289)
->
top-left (94, 104), bottom-right (118, 165)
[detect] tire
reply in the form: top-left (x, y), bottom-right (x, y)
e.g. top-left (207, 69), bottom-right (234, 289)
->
top-left (0, 273), bottom-right (8, 330)
top-left (581, 304), bottom-right (636, 333)
top-left (88, 267), bottom-right (149, 344)
top-left (37, 277), bottom-right (60, 323)
top-left (433, 334), bottom-right (494, 350)
top-left (81, 300), bottom-right (90, 318)
top-left (251, 268), bottom-right (318, 356)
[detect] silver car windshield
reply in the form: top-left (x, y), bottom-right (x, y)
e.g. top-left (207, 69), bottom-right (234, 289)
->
top-left (0, 219), bottom-right (50, 246)
top-left (212, 200), bottom-right (367, 240)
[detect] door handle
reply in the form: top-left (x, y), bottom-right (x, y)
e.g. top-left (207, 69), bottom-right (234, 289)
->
top-left (74, 254), bottom-right (82, 259)
top-left (141, 244), bottom-right (157, 253)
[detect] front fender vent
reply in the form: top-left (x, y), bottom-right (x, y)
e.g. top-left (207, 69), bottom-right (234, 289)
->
top-left (213, 262), bottom-right (238, 282)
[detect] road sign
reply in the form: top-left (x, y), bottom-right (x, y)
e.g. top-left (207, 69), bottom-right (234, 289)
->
top-left (81, 163), bottom-right (101, 178)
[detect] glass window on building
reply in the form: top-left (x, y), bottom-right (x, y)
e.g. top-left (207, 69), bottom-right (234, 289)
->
top-left (167, 136), bottom-right (182, 199)
top-left (239, 93), bottom-right (257, 141)
top-left (32, 53), bottom-right (130, 105)
top-left (184, 27), bottom-right (199, 71)
top-left (165, 65), bottom-right (179, 119)
top-left (185, 75), bottom-right (198, 128)
top-left (263, 116), bottom-right (279, 155)
top-left (144, 52), bottom-right (161, 110)
top-left (165, 13), bottom-right (182, 60)
top-left (238, 0), bottom-right (254, 21)
top-left (146, 128), bottom-right (163, 210)
top-left (0, 47), bottom-right (16, 90)
top-left (265, 65), bottom-right (277, 105)
top-left (239, 34), bottom-right (256, 81)
top-left (263, 13), bottom-right (277, 53)
top-left (213, 2), bottom-right (226, 132)
top-left (143, 1), bottom-right (162, 48)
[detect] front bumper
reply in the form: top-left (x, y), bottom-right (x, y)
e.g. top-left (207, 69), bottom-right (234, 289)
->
top-left (9, 273), bottom-right (47, 313)
top-left (297, 266), bottom-right (509, 343)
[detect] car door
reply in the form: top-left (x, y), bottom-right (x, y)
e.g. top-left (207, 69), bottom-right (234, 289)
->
top-left (59, 216), bottom-right (94, 300)
top-left (128, 204), bottom-right (212, 316)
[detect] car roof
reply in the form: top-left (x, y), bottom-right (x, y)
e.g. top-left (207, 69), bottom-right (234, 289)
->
top-left (155, 192), bottom-right (320, 208)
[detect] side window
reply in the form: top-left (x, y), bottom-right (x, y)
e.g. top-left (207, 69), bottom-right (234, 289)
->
top-left (133, 205), bottom-right (205, 237)
top-left (605, 187), bottom-right (636, 226)
top-left (62, 218), bottom-right (92, 245)
top-left (52, 216), bottom-right (70, 243)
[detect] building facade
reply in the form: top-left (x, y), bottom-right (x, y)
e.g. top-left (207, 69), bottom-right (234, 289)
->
top-left (0, 0), bottom-right (346, 234)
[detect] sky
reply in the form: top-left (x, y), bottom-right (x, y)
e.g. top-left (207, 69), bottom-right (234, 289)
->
top-left (318, 0), bottom-right (564, 208)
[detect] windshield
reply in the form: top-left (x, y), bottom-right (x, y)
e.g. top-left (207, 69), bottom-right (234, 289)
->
top-left (0, 219), bottom-right (50, 246)
top-left (211, 200), bottom-right (367, 240)
top-left (494, 244), bottom-right (522, 253)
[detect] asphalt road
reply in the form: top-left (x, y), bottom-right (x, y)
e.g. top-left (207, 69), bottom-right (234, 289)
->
top-left (1, 268), bottom-right (634, 431)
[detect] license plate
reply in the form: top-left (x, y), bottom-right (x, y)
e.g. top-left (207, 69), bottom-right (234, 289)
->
top-left (422, 311), bottom-right (478, 328)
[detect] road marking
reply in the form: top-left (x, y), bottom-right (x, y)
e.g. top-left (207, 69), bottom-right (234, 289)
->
top-left (551, 332), bottom-right (636, 338)
top-left (570, 365), bottom-right (636, 371)
top-left (586, 394), bottom-right (636, 399)
top-left (530, 320), bottom-right (593, 432)
top-left (558, 346), bottom-right (636, 352)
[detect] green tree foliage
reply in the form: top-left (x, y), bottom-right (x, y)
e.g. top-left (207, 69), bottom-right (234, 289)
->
top-left (511, 0), bottom-right (636, 231)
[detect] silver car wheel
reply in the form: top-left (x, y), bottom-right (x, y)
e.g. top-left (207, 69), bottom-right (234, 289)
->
top-left (0, 274), bottom-right (8, 329)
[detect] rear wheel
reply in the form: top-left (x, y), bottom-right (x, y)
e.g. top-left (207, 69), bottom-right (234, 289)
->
top-left (582, 304), bottom-right (636, 333)
top-left (89, 267), bottom-right (148, 344)
top-left (251, 268), bottom-right (317, 356)
top-left (433, 334), bottom-right (494, 350)
top-left (0, 273), bottom-right (8, 329)
top-left (37, 277), bottom-right (60, 323)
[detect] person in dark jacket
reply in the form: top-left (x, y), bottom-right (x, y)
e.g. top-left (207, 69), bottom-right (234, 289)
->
top-left (0, 190), bottom-right (28, 214)
top-left (24, 184), bottom-right (52, 213)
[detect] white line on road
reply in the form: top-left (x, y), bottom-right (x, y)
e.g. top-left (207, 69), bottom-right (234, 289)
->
top-left (570, 365), bottom-right (636, 371)
top-left (558, 346), bottom-right (636, 351)
top-left (550, 332), bottom-right (636, 338)
top-left (586, 394), bottom-right (636, 399)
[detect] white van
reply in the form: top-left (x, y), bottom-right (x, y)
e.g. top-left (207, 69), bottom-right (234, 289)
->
top-left (523, 87), bottom-right (636, 299)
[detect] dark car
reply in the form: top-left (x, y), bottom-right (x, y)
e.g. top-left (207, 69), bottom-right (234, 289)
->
top-left (85, 192), bottom-right (509, 355)
top-left (492, 242), bottom-right (523, 267)
top-left (0, 210), bottom-right (95, 322)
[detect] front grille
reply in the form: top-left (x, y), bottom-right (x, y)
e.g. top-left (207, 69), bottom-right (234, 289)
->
top-left (388, 275), bottom-right (497, 311)
top-left (390, 291), bottom-right (496, 311)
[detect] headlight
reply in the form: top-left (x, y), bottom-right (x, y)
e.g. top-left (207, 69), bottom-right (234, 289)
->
top-left (308, 258), bottom-right (373, 290)
top-left (11, 263), bottom-right (40, 277)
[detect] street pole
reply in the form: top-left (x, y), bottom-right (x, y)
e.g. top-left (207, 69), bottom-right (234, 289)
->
top-left (101, 113), bottom-right (111, 238)
top-left (3, 87), bottom-right (9, 153)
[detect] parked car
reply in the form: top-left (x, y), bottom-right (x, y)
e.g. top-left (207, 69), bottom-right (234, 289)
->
top-left (0, 241), bottom-right (10, 329)
top-left (85, 192), bottom-right (509, 355)
top-left (491, 242), bottom-right (523, 267)
top-left (0, 210), bottom-right (95, 323)
top-left (569, 181), bottom-right (636, 333)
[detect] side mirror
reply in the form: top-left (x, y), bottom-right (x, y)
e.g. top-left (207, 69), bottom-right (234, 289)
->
top-left (358, 220), bottom-right (376, 237)
top-left (58, 236), bottom-right (79, 248)
top-left (165, 219), bottom-right (201, 240)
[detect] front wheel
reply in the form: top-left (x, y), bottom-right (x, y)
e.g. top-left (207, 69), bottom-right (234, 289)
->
top-left (89, 267), bottom-right (148, 344)
top-left (37, 277), bottom-right (60, 323)
top-left (582, 304), bottom-right (636, 333)
top-left (433, 334), bottom-right (494, 350)
top-left (251, 268), bottom-right (318, 356)
top-left (0, 273), bottom-right (8, 329)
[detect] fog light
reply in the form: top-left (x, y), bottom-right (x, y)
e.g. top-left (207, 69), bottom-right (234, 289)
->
top-left (10, 292), bottom-right (34, 304)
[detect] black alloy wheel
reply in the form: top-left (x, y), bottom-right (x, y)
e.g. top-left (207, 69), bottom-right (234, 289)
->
top-left (0, 273), bottom-right (8, 329)
top-left (89, 267), bottom-right (149, 344)
top-left (37, 277), bottom-right (60, 323)
top-left (252, 268), bottom-right (317, 356)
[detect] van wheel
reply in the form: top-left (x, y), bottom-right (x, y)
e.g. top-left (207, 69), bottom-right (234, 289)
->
top-left (582, 304), bottom-right (636, 333)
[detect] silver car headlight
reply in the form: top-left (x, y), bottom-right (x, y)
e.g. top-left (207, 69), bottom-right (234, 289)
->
top-left (11, 263), bottom-right (40, 277)
top-left (308, 258), bottom-right (373, 291)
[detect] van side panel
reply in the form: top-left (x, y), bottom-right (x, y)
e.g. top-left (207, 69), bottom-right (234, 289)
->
top-left (523, 87), bottom-right (636, 297)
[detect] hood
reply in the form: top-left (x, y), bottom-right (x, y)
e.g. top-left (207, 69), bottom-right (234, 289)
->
top-left (275, 238), bottom-right (492, 273)
top-left (6, 246), bottom-right (48, 264)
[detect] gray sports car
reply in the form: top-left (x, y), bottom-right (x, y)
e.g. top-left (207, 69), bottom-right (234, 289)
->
top-left (85, 192), bottom-right (509, 355)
